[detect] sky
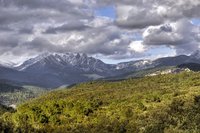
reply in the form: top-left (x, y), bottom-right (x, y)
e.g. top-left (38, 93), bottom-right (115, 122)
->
top-left (0, 0), bottom-right (200, 64)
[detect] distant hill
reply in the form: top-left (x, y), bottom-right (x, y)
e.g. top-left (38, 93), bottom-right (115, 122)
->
top-left (104, 66), bottom-right (175, 81)
top-left (1, 72), bottom-right (200, 132)
top-left (0, 82), bottom-right (24, 93)
top-left (0, 82), bottom-right (47, 106)
top-left (178, 63), bottom-right (200, 71)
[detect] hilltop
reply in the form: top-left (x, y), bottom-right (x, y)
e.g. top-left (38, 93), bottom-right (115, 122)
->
top-left (0, 72), bottom-right (200, 132)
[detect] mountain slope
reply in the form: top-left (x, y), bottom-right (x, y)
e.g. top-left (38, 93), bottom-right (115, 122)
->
top-left (107, 51), bottom-right (200, 80)
top-left (178, 63), bottom-right (200, 71)
top-left (1, 51), bottom-right (200, 88)
top-left (116, 60), bottom-right (153, 72)
top-left (0, 53), bottom-right (118, 88)
top-left (0, 66), bottom-right (27, 84)
top-left (0, 82), bottom-right (24, 93)
top-left (0, 83), bottom-right (47, 106)
top-left (1, 72), bottom-right (200, 132)
top-left (17, 53), bottom-right (114, 74)
top-left (14, 53), bottom-right (118, 88)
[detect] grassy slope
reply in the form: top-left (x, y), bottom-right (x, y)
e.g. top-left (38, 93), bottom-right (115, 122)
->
top-left (1, 72), bottom-right (200, 132)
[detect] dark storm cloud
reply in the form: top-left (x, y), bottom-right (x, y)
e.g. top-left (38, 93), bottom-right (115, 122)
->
top-left (95, 0), bottom-right (200, 55)
top-left (18, 28), bottom-right (34, 34)
top-left (53, 26), bottom-right (132, 56)
top-left (0, 26), bottom-right (13, 32)
top-left (0, 0), bottom-right (140, 61)
top-left (0, 0), bottom-right (85, 12)
top-left (2, 37), bottom-right (60, 56)
top-left (98, 0), bottom-right (200, 29)
top-left (0, 0), bottom-right (200, 62)
top-left (0, 35), bottom-right (20, 47)
top-left (142, 19), bottom-right (200, 54)
top-left (0, 0), bottom-right (93, 27)
top-left (23, 38), bottom-right (57, 52)
top-left (44, 21), bottom-right (91, 34)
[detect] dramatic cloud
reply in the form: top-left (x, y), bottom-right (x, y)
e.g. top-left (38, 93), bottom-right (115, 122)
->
top-left (115, 4), bottom-right (164, 29)
top-left (44, 21), bottom-right (91, 34)
top-left (98, 0), bottom-right (200, 28)
top-left (0, 0), bottom-right (200, 63)
top-left (142, 19), bottom-right (200, 54)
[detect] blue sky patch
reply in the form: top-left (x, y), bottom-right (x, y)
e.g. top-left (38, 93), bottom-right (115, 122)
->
top-left (192, 19), bottom-right (200, 25)
top-left (95, 6), bottom-right (116, 19)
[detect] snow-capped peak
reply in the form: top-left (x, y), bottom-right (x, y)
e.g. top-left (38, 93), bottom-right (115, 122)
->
top-left (16, 52), bottom-right (52, 70)
top-left (16, 52), bottom-right (108, 72)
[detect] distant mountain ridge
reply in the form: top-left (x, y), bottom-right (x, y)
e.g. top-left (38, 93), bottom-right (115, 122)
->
top-left (178, 63), bottom-right (200, 72)
top-left (1, 51), bottom-right (200, 88)
top-left (16, 52), bottom-right (115, 75)
top-left (1, 52), bottom-right (120, 88)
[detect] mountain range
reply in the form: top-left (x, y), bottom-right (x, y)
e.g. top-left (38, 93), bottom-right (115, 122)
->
top-left (1, 51), bottom-right (200, 88)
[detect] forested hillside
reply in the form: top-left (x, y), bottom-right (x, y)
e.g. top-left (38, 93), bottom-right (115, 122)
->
top-left (1, 72), bottom-right (200, 132)
top-left (178, 63), bottom-right (200, 71)
top-left (0, 84), bottom-right (47, 106)
top-left (0, 104), bottom-right (14, 116)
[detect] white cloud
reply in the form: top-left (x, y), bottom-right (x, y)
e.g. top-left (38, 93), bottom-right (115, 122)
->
top-left (142, 19), bottom-right (200, 54)
top-left (0, 0), bottom-right (200, 63)
top-left (129, 41), bottom-right (146, 53)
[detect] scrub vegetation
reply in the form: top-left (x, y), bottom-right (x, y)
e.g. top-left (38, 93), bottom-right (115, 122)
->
top-left (1, 72), bottom-right (200, 133)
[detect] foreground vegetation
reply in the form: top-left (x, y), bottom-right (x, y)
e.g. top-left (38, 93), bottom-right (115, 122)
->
top-left (0, 104), bottom-right (14, 116)
top-left (1, 72), bottom-right (200, 132)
